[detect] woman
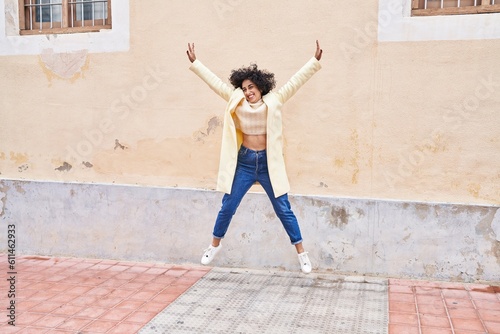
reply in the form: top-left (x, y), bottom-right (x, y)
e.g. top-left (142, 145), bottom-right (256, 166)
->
top-left (187, 41), bottom-right (322, 273)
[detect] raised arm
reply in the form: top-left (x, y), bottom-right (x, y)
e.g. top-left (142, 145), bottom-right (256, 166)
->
top-left (187, 43), bottom-right (233, 101)
top-left (276, 40), bottom-right (323, 104)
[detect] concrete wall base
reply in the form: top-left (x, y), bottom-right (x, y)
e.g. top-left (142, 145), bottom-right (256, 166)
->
top-left (1, 180), bottom-right (499, 282)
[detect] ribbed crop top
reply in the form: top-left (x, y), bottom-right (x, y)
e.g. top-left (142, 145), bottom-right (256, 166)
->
top-left (234, 99), bottom-right (268, 135)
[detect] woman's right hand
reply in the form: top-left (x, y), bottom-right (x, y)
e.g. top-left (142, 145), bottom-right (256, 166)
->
top-left (187, 43), bottom-right (196, 63)
top-left (314, 40), bottom-right (323, 61)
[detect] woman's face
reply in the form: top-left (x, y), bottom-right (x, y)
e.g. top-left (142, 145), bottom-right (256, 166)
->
top-left (242, 79), bottom-right (262, 103)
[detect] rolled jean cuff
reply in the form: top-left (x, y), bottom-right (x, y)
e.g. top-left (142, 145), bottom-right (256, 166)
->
top-left (212, 234), bottom-right (224, 240)
top-left (291, 239), bottom-right (303, 245)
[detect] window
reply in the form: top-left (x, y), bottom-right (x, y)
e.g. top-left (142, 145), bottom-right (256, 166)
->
top-left (412, 0), bottom-right (500, 16)
top-left (377, 0), bottom-right (500, 42)
top-left (19, 0), bottom-right (111, 35)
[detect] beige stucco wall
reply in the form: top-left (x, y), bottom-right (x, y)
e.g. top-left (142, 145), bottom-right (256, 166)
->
top-left (1, 0), bottom-right (499, 205)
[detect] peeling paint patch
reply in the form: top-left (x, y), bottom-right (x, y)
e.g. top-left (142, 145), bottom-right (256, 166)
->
top-left (424, 264), bottom-right (437, 276)
top-left (330, 206), bottom-right (349, 230)
top-left (417, 132), bottom-right (448, 154)
top-left (241, 232), bottom-right (253, 243)
top-left (55, 162), bottom-right (72, 172)
top-left (319, 249), bottom-right (337, 267)
top-left (491, 209), bottom-right (500, 242)
top-left (489, 240), bottom-right (500, 266)
top-left (475, 207), bottom-right (497, 237)
top-left (39, 48), bottom-right (89, 82)
top-left (334, 158), bottom-right (345, 168)
top-left (0, 181), bottom-right (9, 217)
top-left (264, 211), bottom-right (275, 220)
top-left (402, 233), bottom-right (411, 242)
top-left (194, 116), bottom-right (222, 142)
top-left (476, 262), bottom-right (484, 276)
top-left (82, 161), bottom-right (93, 168)
top-left (10, 152), bottom-right (28, 164)
top-left (207, 116), bottom-right (222, 135)
top-left (476, 207), bottom-right (500, 265)
top-left (414, 203), bottom-right (434, 220)
top-left (310, 198), bottom-right (350, 230)
top-left (4, 0), bottom-right (18, 35)
top-left (490, 211), bottom-right (500, 265)
top-left (114, 139), bottom-right (127, 150)
top-left (350, 129), bottom-right (360, 184)
top-left (13, 182), bottom-right (26, 194)
top-left (18, 164), bottom-right (29, 172)
top-left (467, 183), bottom-right (481, 198)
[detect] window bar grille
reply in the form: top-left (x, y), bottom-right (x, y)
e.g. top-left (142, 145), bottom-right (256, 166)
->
top-left (92, 1), bottom-right (95, 26)
top-left (50, 0), bottom-right (53, 29)
top-left (39, 1), bottom-right (42, 30)
top-left (81, 1), bottom-right (84, 26)
top-left (102, 1), bottom-right (105, 25)
top-left (29, 0), bottom-right (33, 30)
top-left (417, 0), bottom-right (496, 12)
top-left (71, 2), bottom-right (74, 27)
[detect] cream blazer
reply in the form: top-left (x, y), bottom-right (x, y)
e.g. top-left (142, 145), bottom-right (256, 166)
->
top-left (190, 57), bottom-right (321, 198)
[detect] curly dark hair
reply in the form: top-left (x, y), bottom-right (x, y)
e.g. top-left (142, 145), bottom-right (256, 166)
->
top-left (229, 64), bottom-right (276, 95)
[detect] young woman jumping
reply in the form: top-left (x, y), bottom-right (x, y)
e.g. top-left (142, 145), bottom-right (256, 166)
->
top-left (187, 41), bottom-right (323, 273)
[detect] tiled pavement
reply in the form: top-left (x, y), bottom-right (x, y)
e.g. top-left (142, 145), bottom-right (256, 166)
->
top-left (1, 254), bottom-right (499, 333)
top-left (388, 278), bottom-right (500, 334)
top-left (0, 255), bottom-right (210, 334)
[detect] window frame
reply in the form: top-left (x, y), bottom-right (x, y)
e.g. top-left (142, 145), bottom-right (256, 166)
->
top-left (18, 0), bottom-right (112, 35)
top-left (377, 0), bottom-right (500, 42)
top-left (411, 0), bottom-right (500, 16)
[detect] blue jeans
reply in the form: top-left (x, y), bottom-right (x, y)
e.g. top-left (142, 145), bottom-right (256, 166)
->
top-left (213, 145), bottom-right (303, 245)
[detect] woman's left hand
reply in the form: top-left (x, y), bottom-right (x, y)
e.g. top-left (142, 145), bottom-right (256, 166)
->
top-left (314, 40), bottom-right (323, 61)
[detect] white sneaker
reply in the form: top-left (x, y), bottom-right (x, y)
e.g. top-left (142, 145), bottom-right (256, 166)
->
top-left (201, 244), bottom-right (222, 265)
top-left (298, 252), bottom-right (312, 274)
